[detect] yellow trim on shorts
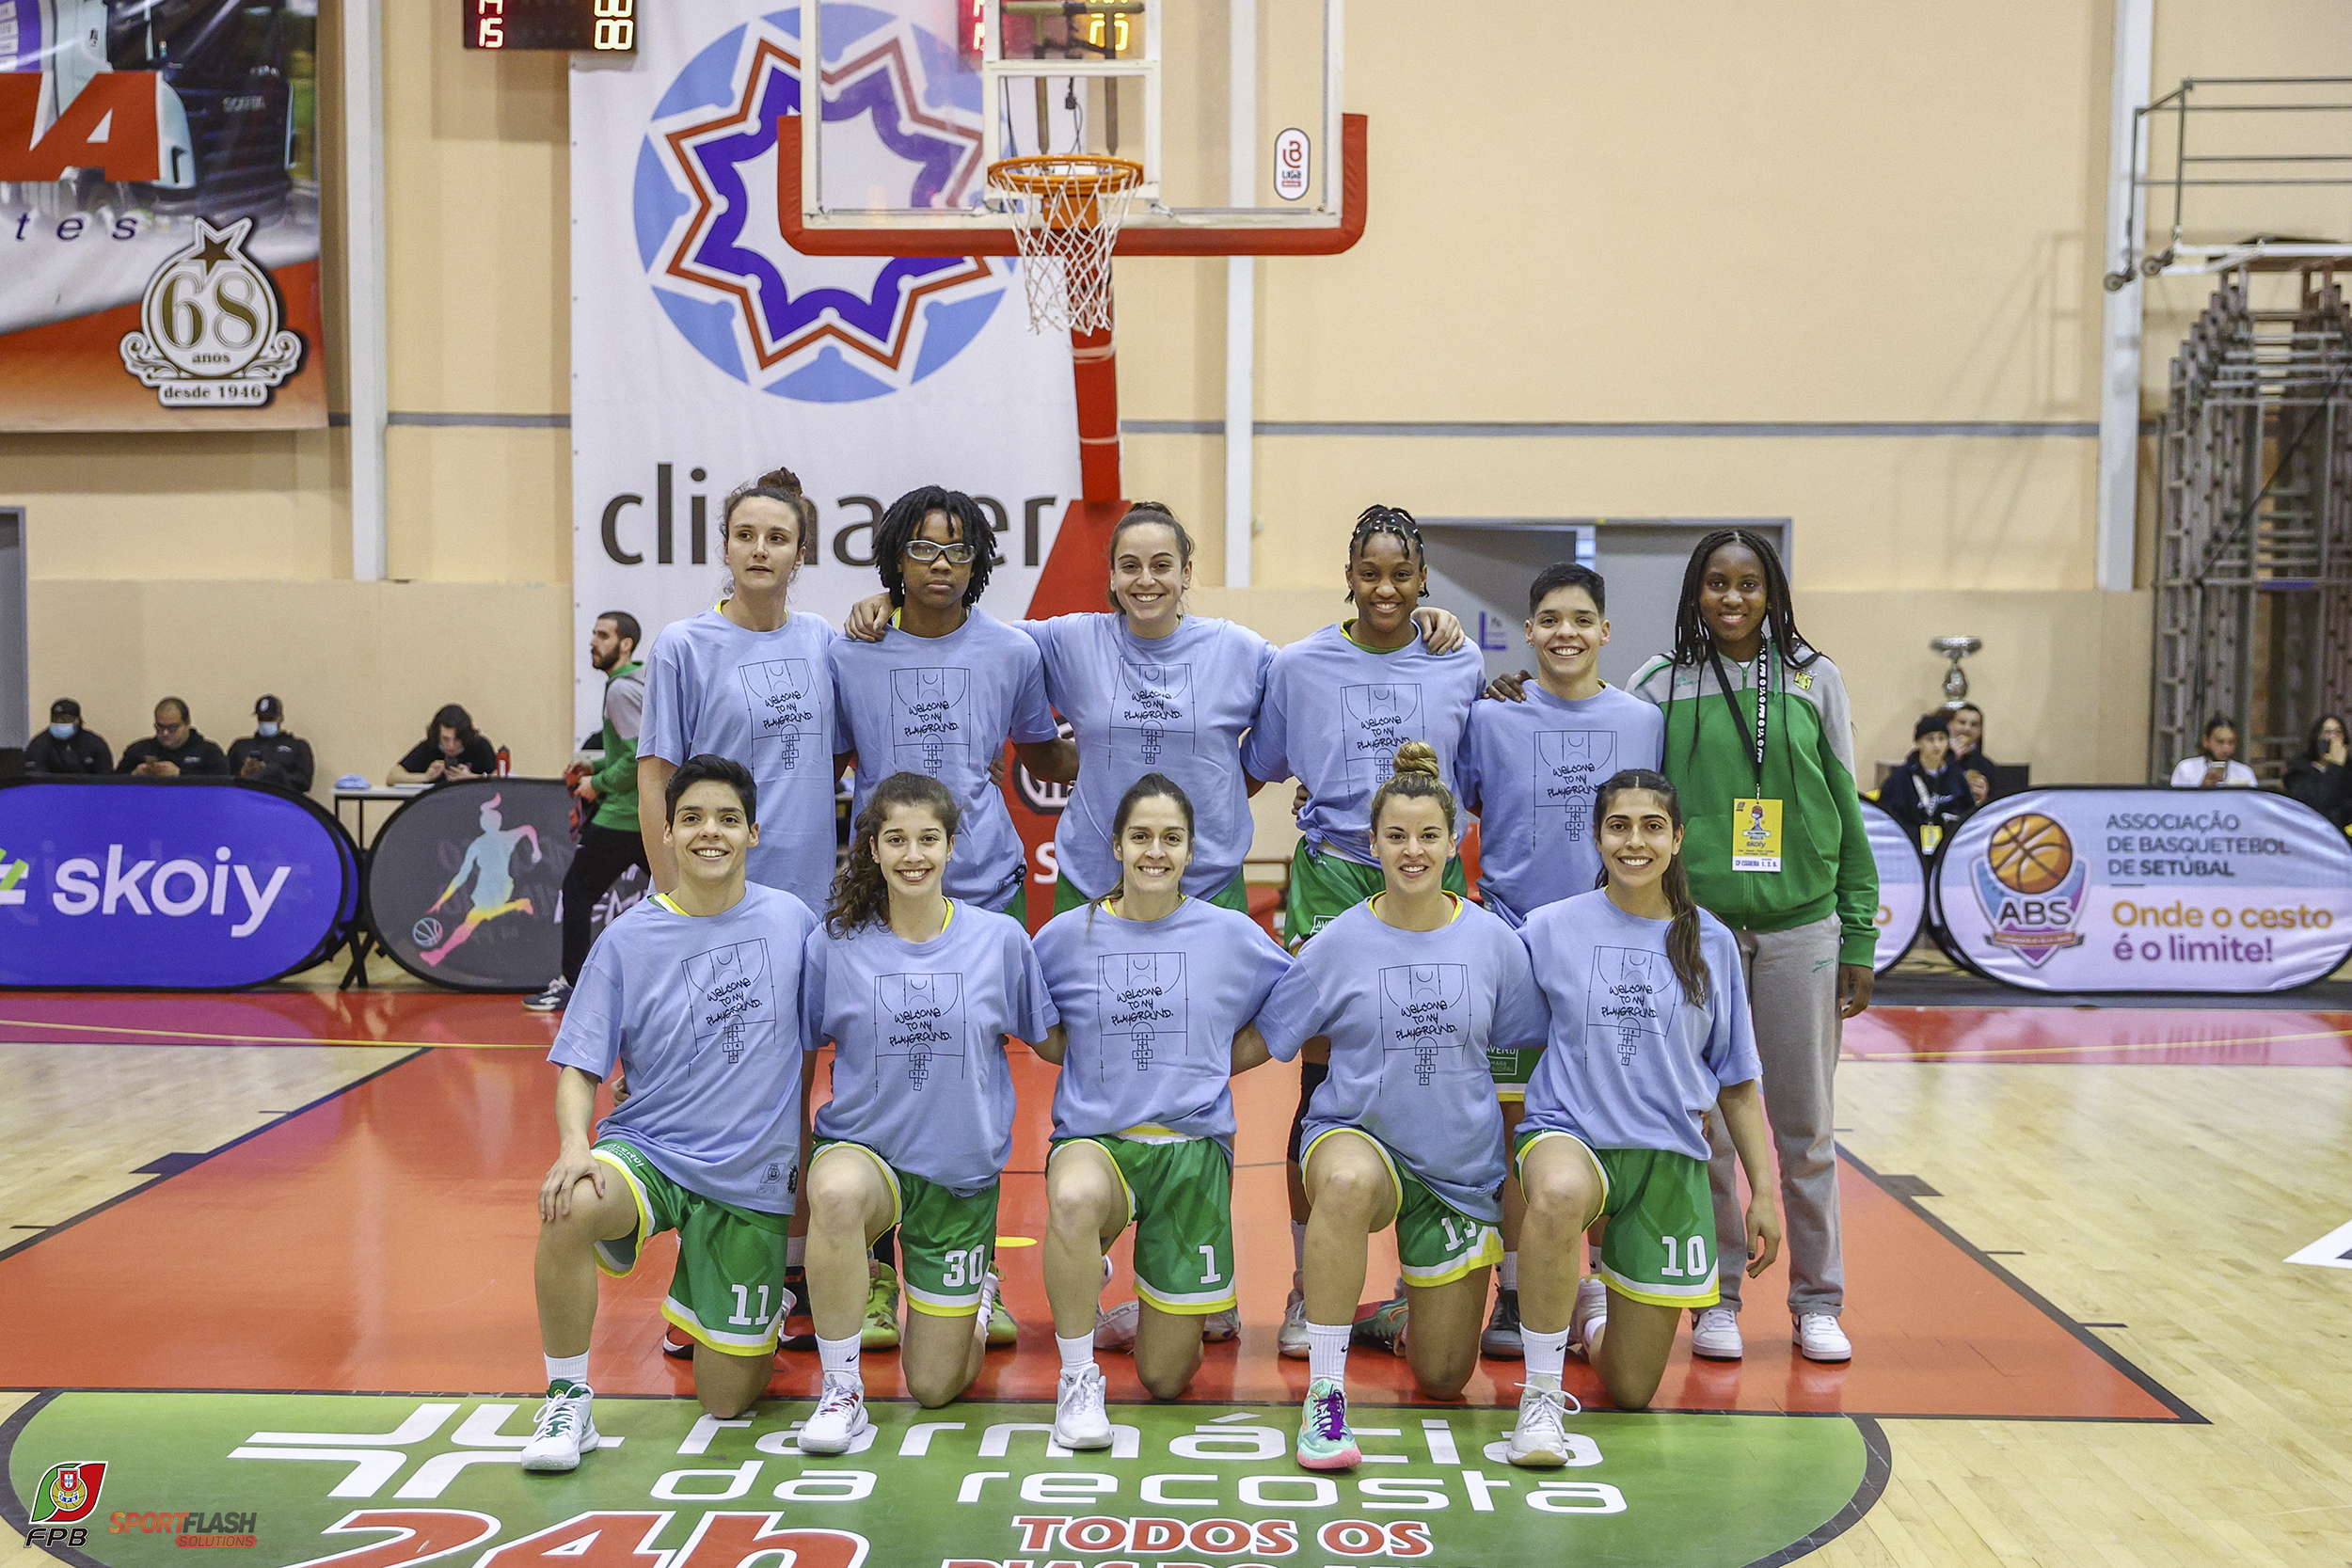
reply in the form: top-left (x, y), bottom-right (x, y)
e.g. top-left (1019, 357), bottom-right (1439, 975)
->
top-left (590, 1148), bottom-right (654, 1278)
top-left (1400, 1226), bottom-right (1503, 1290)
top-left (811, 1140), bottom-right (903, 1232)
top-left (1135, 1277), bottom-right (1237, 1315)
top-left (1300, 1126), bottom-right (1403, 1231)
top-left (1048, 1138), bottom-right (1136, 1235)
top-left (660, 1295), bottom-right (782, 1355)
top-left (1599, 1265), bottom-right (1721, 1309)
top-left (1515, 1128), bottom-right (1611, 1214)
top-left (904, 1291), bottom-right (982, 1318)
top-left (1494, 1087), bottom-right (1527, 1102)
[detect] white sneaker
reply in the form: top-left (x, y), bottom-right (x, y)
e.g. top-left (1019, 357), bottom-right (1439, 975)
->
top-left (1279, 1286), bottom-right (1311, 1359)
top-left (797, 1373), bottom-right (870, 1454)
top-left (1503, 1375), bottom-right (1581, 1468)
top-left (974, 1272), bottom-right (1001, 1351)
top-left (519, 1382), bottom-right (596, 1472)
top-left (1569, 1276), bottom-right (1608, 1354)
top-left (1691, 1307), bottom-right (1743, 1361)
top-left (1202, 1305), bottom-right (1240, 1342)
top-left (1094, 1299), bottom-right (1139, 1352)
top-left (1794, 1313), bottom-right (1852, 1363)
top-left (1052, 1362), bottom-right (1114, 1449)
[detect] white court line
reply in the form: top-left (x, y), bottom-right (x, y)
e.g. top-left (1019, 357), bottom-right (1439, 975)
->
top-left (2284, 1218), bottom-right (2352, 1270)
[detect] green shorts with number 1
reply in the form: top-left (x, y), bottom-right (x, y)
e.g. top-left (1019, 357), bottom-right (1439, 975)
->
top-left (1282, 841), bottom-right (1468, 948)
top-left (1515, 1130), bottom-right (1721, 1308)
top-left (812, 1141), bottom-right (999, 1316)
top-left (591, 1139), bottom-right (790, 1354)
top-left (1049, 1132), bottom-right (1234, 1314)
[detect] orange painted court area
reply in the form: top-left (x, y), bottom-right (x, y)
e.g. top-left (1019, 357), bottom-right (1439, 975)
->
top-left (0, 993), bottom-right (2188, 1422)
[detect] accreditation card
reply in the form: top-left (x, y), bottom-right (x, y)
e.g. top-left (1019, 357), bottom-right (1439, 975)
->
top-left (1731, 797), bottom-right (1784, 873)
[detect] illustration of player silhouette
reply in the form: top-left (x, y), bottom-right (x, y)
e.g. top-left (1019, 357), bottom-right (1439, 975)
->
top-left (420, 793), bottom-right (544, 966)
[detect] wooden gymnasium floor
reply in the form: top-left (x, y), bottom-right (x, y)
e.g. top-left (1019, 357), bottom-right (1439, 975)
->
top-left (2, 973), bottom-right (2349, 1566)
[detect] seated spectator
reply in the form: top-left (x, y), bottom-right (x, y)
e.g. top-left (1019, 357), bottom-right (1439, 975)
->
top-left (25, 699), bottom-right (111, 775)
top-left (1947, 701), bottom-right (2001, 806)
top-left (228, 695), bottom-right (315, 793)
top-left (2281, 713), bottom-right (2351, 828)
top-left (390, 704), bottom-right (499, 785)
top-left (2169, 715), bottom-right (2256, 789)
top-left (1880, 711), bottom-right (1975, 852)
top-left (117, 698), bottom-right (230, 778)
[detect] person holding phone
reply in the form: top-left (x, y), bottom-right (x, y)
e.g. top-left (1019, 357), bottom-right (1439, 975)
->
top-left (2169, 716), bottom-right (2256, 789)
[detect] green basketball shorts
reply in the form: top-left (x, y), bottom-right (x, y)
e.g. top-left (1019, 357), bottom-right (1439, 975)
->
top-left (813, 1141), bottom-right (999, 1316)
top-left (1515, 1130), bottom-right (1722, 1308)
top-left (1303, 1126), bottom-right (1502, 1289)
top-left (1282, 841), bottom-right (1467, 948)
top-left (1049, 1132), bottom-right (1235, 1314)
top-left (1051, 871), bottom-right (1252, 917)
top-left (591, 1139), bottom-right (791, 1354)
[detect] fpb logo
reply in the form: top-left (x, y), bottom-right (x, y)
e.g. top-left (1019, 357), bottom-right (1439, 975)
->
top-left (31, 1460), bottom-right (107, 1524)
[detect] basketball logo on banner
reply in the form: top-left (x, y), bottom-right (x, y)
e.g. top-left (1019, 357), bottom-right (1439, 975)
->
top-left (1968, 812), bottom-right (2087, 966)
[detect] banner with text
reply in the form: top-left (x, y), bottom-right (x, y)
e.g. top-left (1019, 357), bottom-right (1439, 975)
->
top-left (568, 1), bottom-right (1082, 743)
top-left (1928, 786), bottom-right (2352, 993)
top-left (0, 1), bottom-right (326, 430)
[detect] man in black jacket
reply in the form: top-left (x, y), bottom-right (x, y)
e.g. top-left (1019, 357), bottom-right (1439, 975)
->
top-left (25, 699), bottom-right (111, 774)
top-left (1882, 711), bottom-right (1975, 852)
top-left (228, 695), bottom-right (315, 793)
top-left (118, 698), bottom-right (230, 778)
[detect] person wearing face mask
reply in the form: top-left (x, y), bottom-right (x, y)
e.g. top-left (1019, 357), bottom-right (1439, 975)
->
top-left (228, 696), bottom-right (315, 793)
top-left (117, 698), bottom-right (230, 778)
top-left (25, 699), bottom-right (112, 775)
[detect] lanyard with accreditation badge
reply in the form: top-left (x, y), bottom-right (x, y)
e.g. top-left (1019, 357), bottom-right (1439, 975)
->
top-left (1709, 648), bottom-right (1783, 874)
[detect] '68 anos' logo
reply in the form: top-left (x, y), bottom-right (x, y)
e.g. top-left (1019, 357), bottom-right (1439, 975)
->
top-left (119, 217), bottom-right (306, 407)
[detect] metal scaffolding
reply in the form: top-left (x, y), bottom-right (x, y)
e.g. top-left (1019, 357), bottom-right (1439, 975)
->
top-left (2152, 268), bottom-right (2352, 780)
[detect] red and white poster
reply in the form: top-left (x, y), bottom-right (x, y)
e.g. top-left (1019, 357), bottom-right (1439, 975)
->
top-left (0, 0), bottom-right (326, 430)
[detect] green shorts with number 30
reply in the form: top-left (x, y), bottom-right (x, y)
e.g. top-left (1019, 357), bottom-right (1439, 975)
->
top-left (591, 1139), bottom-right (791, 1354)
top-left (812, 1141), bottom-right (999, 1316)
top-left (1049, 1132), bottom-right (1235, 1314)
top-left (1515, 1130), bottom-right (1721, 1308)
top-left (1304, 1127), bottom-right (1502, 1289)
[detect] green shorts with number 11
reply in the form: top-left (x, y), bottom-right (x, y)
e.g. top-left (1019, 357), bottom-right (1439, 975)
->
top-left (1515, 1130), bottom-right (1721, 1308)
top-left (591, 1139), bottom-right (790, 1354)
top-left (1049, 1132), bottom-right (1234, 1314)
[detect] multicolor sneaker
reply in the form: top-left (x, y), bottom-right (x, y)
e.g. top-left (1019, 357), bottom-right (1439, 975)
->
top-left (983, 1273), bottom-right (1018, 1347)
top-left (1352, 1297), bottom-right (1409, 1356)
top-left (522, 978), bottom-right (570, 1013)
top-left (776, 1267), bottom-right (816, 1354)
top-left (1052, 1362), bottom-right (1113, 1449)
top-left (1202, 1305), bottom-right (1240, 1342)
top-left (1295, 1377), bottom-right (1359, 1470)
top-left (1278, 1287), bottom-right (1311, 1359)
top-left (1503, 1375), bottom-right (1581, 1468)
top-left (796, 1373), bottom-right (869, 1454)
top-left (862, 1260), bottom-right (901, 1351)
top-left (1481, 1287), bottom-right (1524, 1358)
top-left (519, 1381), bottom-right (596, 1473)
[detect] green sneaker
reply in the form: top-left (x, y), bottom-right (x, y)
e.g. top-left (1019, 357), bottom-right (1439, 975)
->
top-left (861, 1260), bottom-right (901, 1351)
top-left (1295, 1376), bottom-right (1359, 1470)
top-left (985, 1275), bottom-right (1019, 1348)
top-left (1352, 1296), bottom-right (1409, 1356)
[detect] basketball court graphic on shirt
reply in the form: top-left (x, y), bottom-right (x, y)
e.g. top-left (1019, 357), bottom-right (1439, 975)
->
top-left (875, 973), bottom-right (966, 1090)
top-left (681, 940), bottom-right (774, 1067)
top-left (888, 666), bottom-right (971, 774)
top-left (735, 659), bottom-right (822, 769)
top-left (1097, 951), bottom-right (1188, 1077)
top-left (1111, 659), bottom-right (1198, 768)
top-left (1341, 683), bottom-right (1427, 791)
top-left (1587, 945), bottom-right (1671, 1068)
top-left (1535, 729), bottom-right (1617, 844)
top-left (1377, 963), bottom-right (1476, 1089)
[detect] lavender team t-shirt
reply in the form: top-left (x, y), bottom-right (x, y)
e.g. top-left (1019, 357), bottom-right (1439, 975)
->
top-left (832, 609), bottom-right (1061, 911)
top-left (1458, 684), bottom-right (1665, 927)
top-left (804, 903), bottom-right (1057, 1196)
top-left (1241, 624), bottom-right (1485, 866)
top-left (1034, 896), bottom-right (1292, 1152)
top-left (1019, 613), bottom-right (1275, 900)
top-left (1253, 895), bottom-right (1550, 1220)
top-left (548, 884), bottom-right (819, 1214)
top-left (640, 608), bottom-right (842, 903)
top-left (1517, 890), bottom-right (1761, 1163)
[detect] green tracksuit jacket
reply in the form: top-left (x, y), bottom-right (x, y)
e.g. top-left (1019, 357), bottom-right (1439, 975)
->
top-left (589, 660), bottom-right (646, 832)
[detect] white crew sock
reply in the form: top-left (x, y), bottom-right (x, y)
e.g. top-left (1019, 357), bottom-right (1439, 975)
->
top-left (1291, 1221), bottom-right (1308, 1277)
top-left (1499, 1251), bottom-right (1518, 1291)
top-left (787, 1235), bottom-right (807, 1269)
top-left (817, 1333), bottom-right (861, 1381)
top-left (1306, 1321), bottom-right (1351, 1386)
top-left (544, 1352), bottom-right (589, 1390)
top-left (1521, 1326), bottom-right (1569, 1383)
top-left (1056, 1333), bottom-right (1096, 1373)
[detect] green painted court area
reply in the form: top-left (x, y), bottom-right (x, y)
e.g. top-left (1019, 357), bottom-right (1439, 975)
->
top-left (8, 1392), bottom-right (1878, 1568)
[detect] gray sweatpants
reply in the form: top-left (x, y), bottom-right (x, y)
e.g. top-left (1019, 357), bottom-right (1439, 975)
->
top-left (1705, 911), bottom-right (1845, 1318)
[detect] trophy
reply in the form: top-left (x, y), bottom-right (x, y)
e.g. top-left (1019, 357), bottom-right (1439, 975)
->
top-left (1930, 637), bottom-right (1981, 708)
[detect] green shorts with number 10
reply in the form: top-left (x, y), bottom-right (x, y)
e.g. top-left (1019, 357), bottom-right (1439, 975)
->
top-left (1515, 1130), bottom-right (1721, 1308)
top-left (591, 1139), bottom-right (791, 1354)
top-left (1049, 1132), bottom-right (1234, 1314)
top-left (812, 1141), bottom-right (999, 1316)
top-left (1282, 841), bottom-right (1468, 948)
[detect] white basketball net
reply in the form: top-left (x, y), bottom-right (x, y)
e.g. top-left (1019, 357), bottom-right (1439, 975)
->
top-left (989, 157), bottom-right (1142, 336)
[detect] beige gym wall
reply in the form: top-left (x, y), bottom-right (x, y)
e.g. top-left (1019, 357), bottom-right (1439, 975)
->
top-left (2, 1), bottom-right (2339, 794)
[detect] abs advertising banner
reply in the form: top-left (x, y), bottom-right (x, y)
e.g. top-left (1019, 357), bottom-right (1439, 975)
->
top-left (1928, 785), bottom-right (2352, 993)
top-left (0, 0), bottom-right (326, 430)
top-left (0, 779), bottom-right (353, 988)
top-left (1861, 797), bottom-right (1925, 974)
top-left (568, 1), bottom-right (1083, 744)
top-left (365, 779), bottom-right (576, 991)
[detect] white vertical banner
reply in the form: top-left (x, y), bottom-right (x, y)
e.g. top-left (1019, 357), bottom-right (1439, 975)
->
top-left (568, 2), bottom-right (1079, 738)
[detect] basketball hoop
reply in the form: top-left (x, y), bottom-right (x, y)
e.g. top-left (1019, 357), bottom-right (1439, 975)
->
top-left (987, 155), bottom-right (1144, 336)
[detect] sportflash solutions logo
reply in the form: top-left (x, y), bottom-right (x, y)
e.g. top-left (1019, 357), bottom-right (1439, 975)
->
top-left (1969, 812), bottom-right (2088, 967)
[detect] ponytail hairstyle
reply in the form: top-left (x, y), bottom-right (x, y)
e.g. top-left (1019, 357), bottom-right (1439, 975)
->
top-left (1343, 504), bottom-right (1426, 605)
top-left (1592, 768), bottom-right (1710, 1006)
top-left (1368, 740), bottom-right (1457, 834)
top-left (1105, 501), bottom-right (1195, 613)
top-left (719, 466), bottom-right (817, 590)
top-left (826, 771), bottom-right (961, 935)
top-left (1089, 772), bottom-right (1196, 927)
top-left (1666, 528), bottom-right (1817, 673)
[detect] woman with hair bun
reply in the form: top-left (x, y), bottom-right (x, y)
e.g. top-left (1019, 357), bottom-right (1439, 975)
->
top-left (1249, 743), bottom-right (1549, 1471)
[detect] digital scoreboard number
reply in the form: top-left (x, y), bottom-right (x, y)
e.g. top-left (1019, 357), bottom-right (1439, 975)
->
top-left (462, 0), bottom-right (636, 54)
